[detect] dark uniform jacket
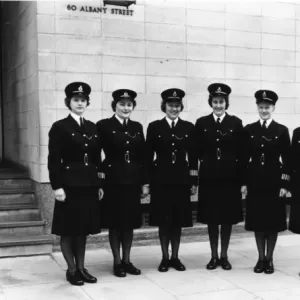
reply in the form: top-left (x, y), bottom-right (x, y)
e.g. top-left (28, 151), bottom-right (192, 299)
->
top-left (48, 114), bottom-right (102, 190)
top-left (194, 113), bottom-right (244, 182)
top-left (96, 115), bottom-right (147, 185)
top-left (291, 128), bottom-right (300, 194)
top-left (243, 120), bottom-right (290, 189)
top-left (146, 118), bottom-right (198, 185)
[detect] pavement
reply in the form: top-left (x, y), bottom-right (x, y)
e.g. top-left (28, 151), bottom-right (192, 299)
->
top-left (1, 233), bottom-right (300, 299)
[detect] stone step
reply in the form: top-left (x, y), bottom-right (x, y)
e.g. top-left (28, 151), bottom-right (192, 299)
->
top-left (0, 170), bottom-right (29, 179)
top-left (0, 179), bottom-right (32, 190)
top-left (0, 193), bottom-right (35, 205)
top-left (0, 204), bottom-right (40, 221)
top-left (0, 221), bottom-right (45, 235)
top-left (0, 235), bottom-right (53, 257)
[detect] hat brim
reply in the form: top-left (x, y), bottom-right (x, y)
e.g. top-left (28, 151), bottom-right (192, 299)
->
top-left (256, 99), bottom-right (276, 105)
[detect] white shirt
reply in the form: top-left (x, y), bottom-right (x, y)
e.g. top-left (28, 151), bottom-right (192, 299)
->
top-left (260, 118), bottom-right (273, 128)
top-left (115, 114), bottom-right (128, 125)
top-left (213, 113), bottom-right (226, 123)
top-left (165, 117), bottom-right (179, 128)
top-left (70, 112), bottom-right (83, 126)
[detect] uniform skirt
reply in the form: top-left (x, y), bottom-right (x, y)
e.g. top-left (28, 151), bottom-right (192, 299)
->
top-left (51, 187), bottom-right (101, 236)
top-left (197, 179), bottom-right (243, 225)
top-left (100, 184), bottom-right (142, 229)
top-left (149, 184), bottom-right (193, 227)
top-left (245, 185), bottom-right (287, 232)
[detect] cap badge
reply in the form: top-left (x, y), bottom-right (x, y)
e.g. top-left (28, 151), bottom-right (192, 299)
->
top-left (78, 85), bottom-right (83, 92)
top-left (123, 92), bottom-right (129, 98)
top-left (173, 91), bottom-right (177, 97)
top-left (262, 91), bottom-right (267, 98)
top-left (217, 87), bottom-right (222, 93)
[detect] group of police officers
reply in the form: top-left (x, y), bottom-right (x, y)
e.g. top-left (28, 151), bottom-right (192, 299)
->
top-left (48, 81), bottom-right (300, 285)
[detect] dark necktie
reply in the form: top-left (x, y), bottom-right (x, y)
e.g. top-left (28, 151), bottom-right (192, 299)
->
top-left (217, 118), bottom-right (221, 125)
top-left (123, 119), bottom-right (127, 130)
top-left (171, 121), bottom-right (175, 129)
top-left (80, 117), bottom-right (84, 128)
top-left (262, 120), bottom-right (267, 130)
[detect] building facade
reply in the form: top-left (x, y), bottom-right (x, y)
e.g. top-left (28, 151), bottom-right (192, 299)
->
top-left (1, 0), bottom-right (300, 234)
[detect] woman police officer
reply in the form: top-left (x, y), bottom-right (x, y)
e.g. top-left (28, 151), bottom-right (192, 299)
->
top-left (193, 83), bottom-right (244, 271)
top-left (48, 82), bottom-right (104, 285)
top-left (146, 88), bottom-right (198, 272)
top-left (96, 89), bottom-right (149, 277)
top-left (241, 90), bottom-right (290, 274)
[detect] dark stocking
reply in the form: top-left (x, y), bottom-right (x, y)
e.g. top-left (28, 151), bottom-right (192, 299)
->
top-left (74, 236), bottom-right (87, 271)
top-left (254, 232), bottom-right (266, 261)
top-left (265, 231), bottom-right (278, 261)
top-left (60, 236), bottom-right (76, 273)
top-left (121, 229), bottom-right (134, 264)
top-left (159, 226), bottom-right (170, 260)
top-left (220, 224), bottom-right (232, 258)
top-left (170, 226), bottom-right (182, 259)
top-left (207, 224), bottom-right (219, 258)
top-left (109, 229), bottom-right (121, 265)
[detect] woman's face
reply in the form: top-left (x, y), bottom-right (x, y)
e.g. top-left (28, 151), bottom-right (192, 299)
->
top-left (257, 102), bottom-right (275, 120)
top-left (115, 100), bottom-right (134, 120)
top-left (211, 96), bottom-right (226, 117)
top-left (165, 102), bottom-right (182, 120)
top-left (70, 95), bottom-right (87, 116)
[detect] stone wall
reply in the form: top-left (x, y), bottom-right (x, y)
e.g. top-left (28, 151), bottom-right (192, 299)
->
top-left (1, 1), bottom-right (39, 180)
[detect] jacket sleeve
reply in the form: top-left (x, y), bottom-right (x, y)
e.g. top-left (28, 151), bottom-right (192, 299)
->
top-left (188, 123), bottom-right (199, 186)
top-left (235, 119), bottom-right (247, 186)
top-left (48, 122), bottom-right (63, 190)
top-left (280, 127), bottom-right (291, 190)
top-left (96, 120), bottom-right (106, 185)
top-left (145, 122), bottom-right (156, 184)
top-left (240, 125), bottom-right (251, 186)
top-left (139, 123), bottom-right (149, 185)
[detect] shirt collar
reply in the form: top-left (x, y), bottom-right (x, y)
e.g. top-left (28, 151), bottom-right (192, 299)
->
top-left (213, 113), bottom-right (226, 123)
top-left (165, 117), bottom-right (179, 127)
top-left (115, 114), bottom-right (128, 125)
top-left (260, 118), bottom-right (273, 128)
top-left (70, 112), bottom-right (82, 125)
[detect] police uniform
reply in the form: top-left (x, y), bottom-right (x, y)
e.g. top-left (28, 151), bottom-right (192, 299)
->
top-left (287, 128), bottom-right (300, 233)
top-left (96, 89), bottom-right (147, 229)
top-left (146, 88), bottom-right (198, 227)
top-left (243, 90), bottom-right (290, 232)
top-left (194, 83), bottom-right (244, 225)
top-left (48, 82), bottom-right (102, 236)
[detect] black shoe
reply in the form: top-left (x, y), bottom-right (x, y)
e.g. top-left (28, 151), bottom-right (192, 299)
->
top-left (220, 257), bottom-right (232, 270)
top-left (254, 260), bottom-right (265, 273)
top-left (122, 262), bottom-right (141, 275)
top-left (78, 268), bottom-right (97, 283)
top-left (169, 258), bottom-right (186, 271)
top-left (158, 259), bottom-right (169, 272)
top-left (113, 264), bottom-right (126, 277)
top-left (264, 260), bottom-right (274, 274)
top-left (66, 270), bottom-right (84, 286)
top-left (206, 258), bottom-right (219, 270)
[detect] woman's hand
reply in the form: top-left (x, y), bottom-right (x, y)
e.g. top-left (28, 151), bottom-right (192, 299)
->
top-left (241, 185), bottom-right (247, 198)
top-left (99, 188), bottom-right (104, 201)
top-left (279, 188), bottom-right (288, 198)
top-left (54, 188), bottom-right (66, 202)
top-left (190, 185), bottom-right (197, 195)
top-left (141, 185), bottom-right (150, 199)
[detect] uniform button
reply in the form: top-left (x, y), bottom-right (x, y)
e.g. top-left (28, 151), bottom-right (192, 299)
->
top-left (261, 144), bottom-right (264, 147)
top-left (72, 133), bottom-right (75, 136)
top-left (83, 134), bottom-right (86, 137)
top-left (85, 163), bottom-right (88, 166)
top-left (172, 143), bottom-right (174, 146)
top-left (126, 141), bottom-right (129, 144)
top-left (128, 161), bottom-right (131, 163)
top-left (66, 166), bottom-right (69, 169)
top-left (172, 134), bottom-right (174, 137)
top-left (126, 150), bottom-right (129, 153)
top-left (125, 132), bottom-right (128, 135)
top-left (216, 139), bottom-right (219, 142)
top-left (85, 144), bottom-right (88, 147)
